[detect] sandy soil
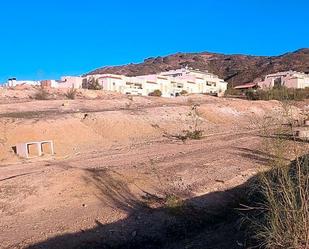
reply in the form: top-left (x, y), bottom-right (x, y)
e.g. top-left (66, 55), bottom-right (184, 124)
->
top-left (0, 89), bottom-right (308, 249)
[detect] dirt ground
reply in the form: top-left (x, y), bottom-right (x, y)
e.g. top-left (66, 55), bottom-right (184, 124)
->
top-left (0, 89), bottom-right (308, 249)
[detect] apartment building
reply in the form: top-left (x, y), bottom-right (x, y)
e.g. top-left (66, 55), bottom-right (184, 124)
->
top-left (88, 68), bottom-right (228, 97)
top-left (258, 71), bottom-right (309, 89)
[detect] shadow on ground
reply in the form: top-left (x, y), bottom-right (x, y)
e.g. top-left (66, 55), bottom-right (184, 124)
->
top-left (24, 166), bottom-right (255, 249)
top-left (234, 147), bottom-right (276, 166)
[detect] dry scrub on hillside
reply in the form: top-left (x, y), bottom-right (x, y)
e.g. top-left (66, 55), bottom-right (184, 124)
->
top-left (242, 104), bottom-right (309, 249)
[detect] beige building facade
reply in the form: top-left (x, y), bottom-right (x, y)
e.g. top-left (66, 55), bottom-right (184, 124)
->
top-left (258, 71), bottom-right (309, 89)
top-left (87, 68), bottom-right (228, 97)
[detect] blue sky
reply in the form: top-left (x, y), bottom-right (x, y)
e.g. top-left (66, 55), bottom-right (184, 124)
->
top-left (0, 0), bottom-right (308, 83)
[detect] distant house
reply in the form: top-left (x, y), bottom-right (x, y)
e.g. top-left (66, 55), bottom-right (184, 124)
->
top-left (258, 71), bottom-right (309, 89)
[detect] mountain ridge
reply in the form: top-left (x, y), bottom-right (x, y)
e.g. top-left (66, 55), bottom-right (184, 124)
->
top-left (85, 48), bottom-right (309, 86)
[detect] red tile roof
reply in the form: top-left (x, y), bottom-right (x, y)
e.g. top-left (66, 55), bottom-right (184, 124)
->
top-left (234, 83), bottom-right (257, 89)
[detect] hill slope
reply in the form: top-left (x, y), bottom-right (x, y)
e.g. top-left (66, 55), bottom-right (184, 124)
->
top-left (86, 48), bottom-right (309, 86)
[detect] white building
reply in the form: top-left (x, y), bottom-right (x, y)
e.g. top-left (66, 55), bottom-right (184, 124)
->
top-left (87, 68), bottom-right (228, 97)
top-left (41, 76), bottom-right (84, 89)
top-left (4, 78), bottom-right (41, 87)
top-left (258, 71), bottom-right (309, 89)
top-left (58, 76), bottom-right (84, 89)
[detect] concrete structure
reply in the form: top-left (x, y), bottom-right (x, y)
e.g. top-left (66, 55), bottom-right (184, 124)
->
top-left (16, 140), bottom-right (54, 158)
top-left (87, 68), bottom-right (228, 97)
top-left (258, 71), bottom-right (309, 89)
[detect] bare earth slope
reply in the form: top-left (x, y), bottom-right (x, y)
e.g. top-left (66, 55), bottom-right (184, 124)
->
top-left (0, 92), bottom-right (308, 249)
top-left (86, 48), bottom-right (309, 86)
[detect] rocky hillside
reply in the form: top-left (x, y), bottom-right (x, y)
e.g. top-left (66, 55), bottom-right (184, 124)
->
top-left (86, 48), bottom-right (309, 86)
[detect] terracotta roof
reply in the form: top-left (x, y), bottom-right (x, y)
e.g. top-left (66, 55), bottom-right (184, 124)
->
top-left (234, 83), bottom-right (257, 89)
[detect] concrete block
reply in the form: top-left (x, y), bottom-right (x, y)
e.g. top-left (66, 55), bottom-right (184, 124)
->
top-left (15, 140), bottom-right (54, 158)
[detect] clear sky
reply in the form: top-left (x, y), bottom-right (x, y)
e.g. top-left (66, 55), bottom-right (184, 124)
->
top-left (0, 0), bottom-right (308, 83)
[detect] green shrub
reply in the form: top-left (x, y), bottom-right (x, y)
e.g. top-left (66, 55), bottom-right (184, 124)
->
top-left (224, 87), bottom-right (243, 96)
top-left (246, 87), bottom-right (309, 101)
top-left (245, 90), bottom-right (259, 100)
top-left (87, 77), bottom-right (102, 90)
top-left (165, 194), bottom-right (184, 215)
top-left (148, 89), bottom-right (162, 97)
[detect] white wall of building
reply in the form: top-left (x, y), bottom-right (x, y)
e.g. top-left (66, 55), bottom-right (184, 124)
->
top-left (258, 71), bottom-right (309, 89)
top-left (59, 76), bottom-right (83, 89)
top-left (91, 68), bottom-right (228, 97)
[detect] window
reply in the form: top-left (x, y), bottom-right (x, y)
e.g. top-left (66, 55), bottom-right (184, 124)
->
top-left (274, 78), bottom-right (282, 87)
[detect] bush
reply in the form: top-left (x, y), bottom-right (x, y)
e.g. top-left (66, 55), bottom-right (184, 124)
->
top-left (245, 89), bottom-right (259, 100)
top-left (87, 77), bottom-right (102, 90)
top-left (224, 87), bottom-right (243, 96)
top-left (245, 155), bottom-right (309, 248)
top-left (246, 87), bottom-right (309, 101)
top-left (65, 87), bottom-right (77, 99)
top-left (174, 104), bottom-right (204, 141)
top-left (183, 129), bottom-right (203, 139)
top-left (33, 88), bottom-right (49, 100)
top-left (148, 89), bottom-right (162, 97)
top-left (180, 90), bottom-right (188, 95)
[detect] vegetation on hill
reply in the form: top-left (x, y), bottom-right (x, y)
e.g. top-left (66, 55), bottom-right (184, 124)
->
top-left (225, 86), bottom-right (309, 101)
top-left (246, 87), bottom-right (309, 101)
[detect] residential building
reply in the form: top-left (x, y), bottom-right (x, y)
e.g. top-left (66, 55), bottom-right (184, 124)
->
top-left (258, 71), bottom-right (309, 89)
top-left (2, 68), bottom-right (228, 98)
top-left (88, 68), bottom-right (228, 97)
top-left (159, 68), bottom-right (228, 96)
top-left (58, 76), bottom-right (83, 89)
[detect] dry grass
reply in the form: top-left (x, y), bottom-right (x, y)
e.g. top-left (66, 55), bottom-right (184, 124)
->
top-left (243, 104), bottom-right (309, 249)
top-left (33, 88), bottom-right (50, 100)
top-left (65, 87), bottom-right (77, 100)
top-left (246, 155), bottom-right (309, 249)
